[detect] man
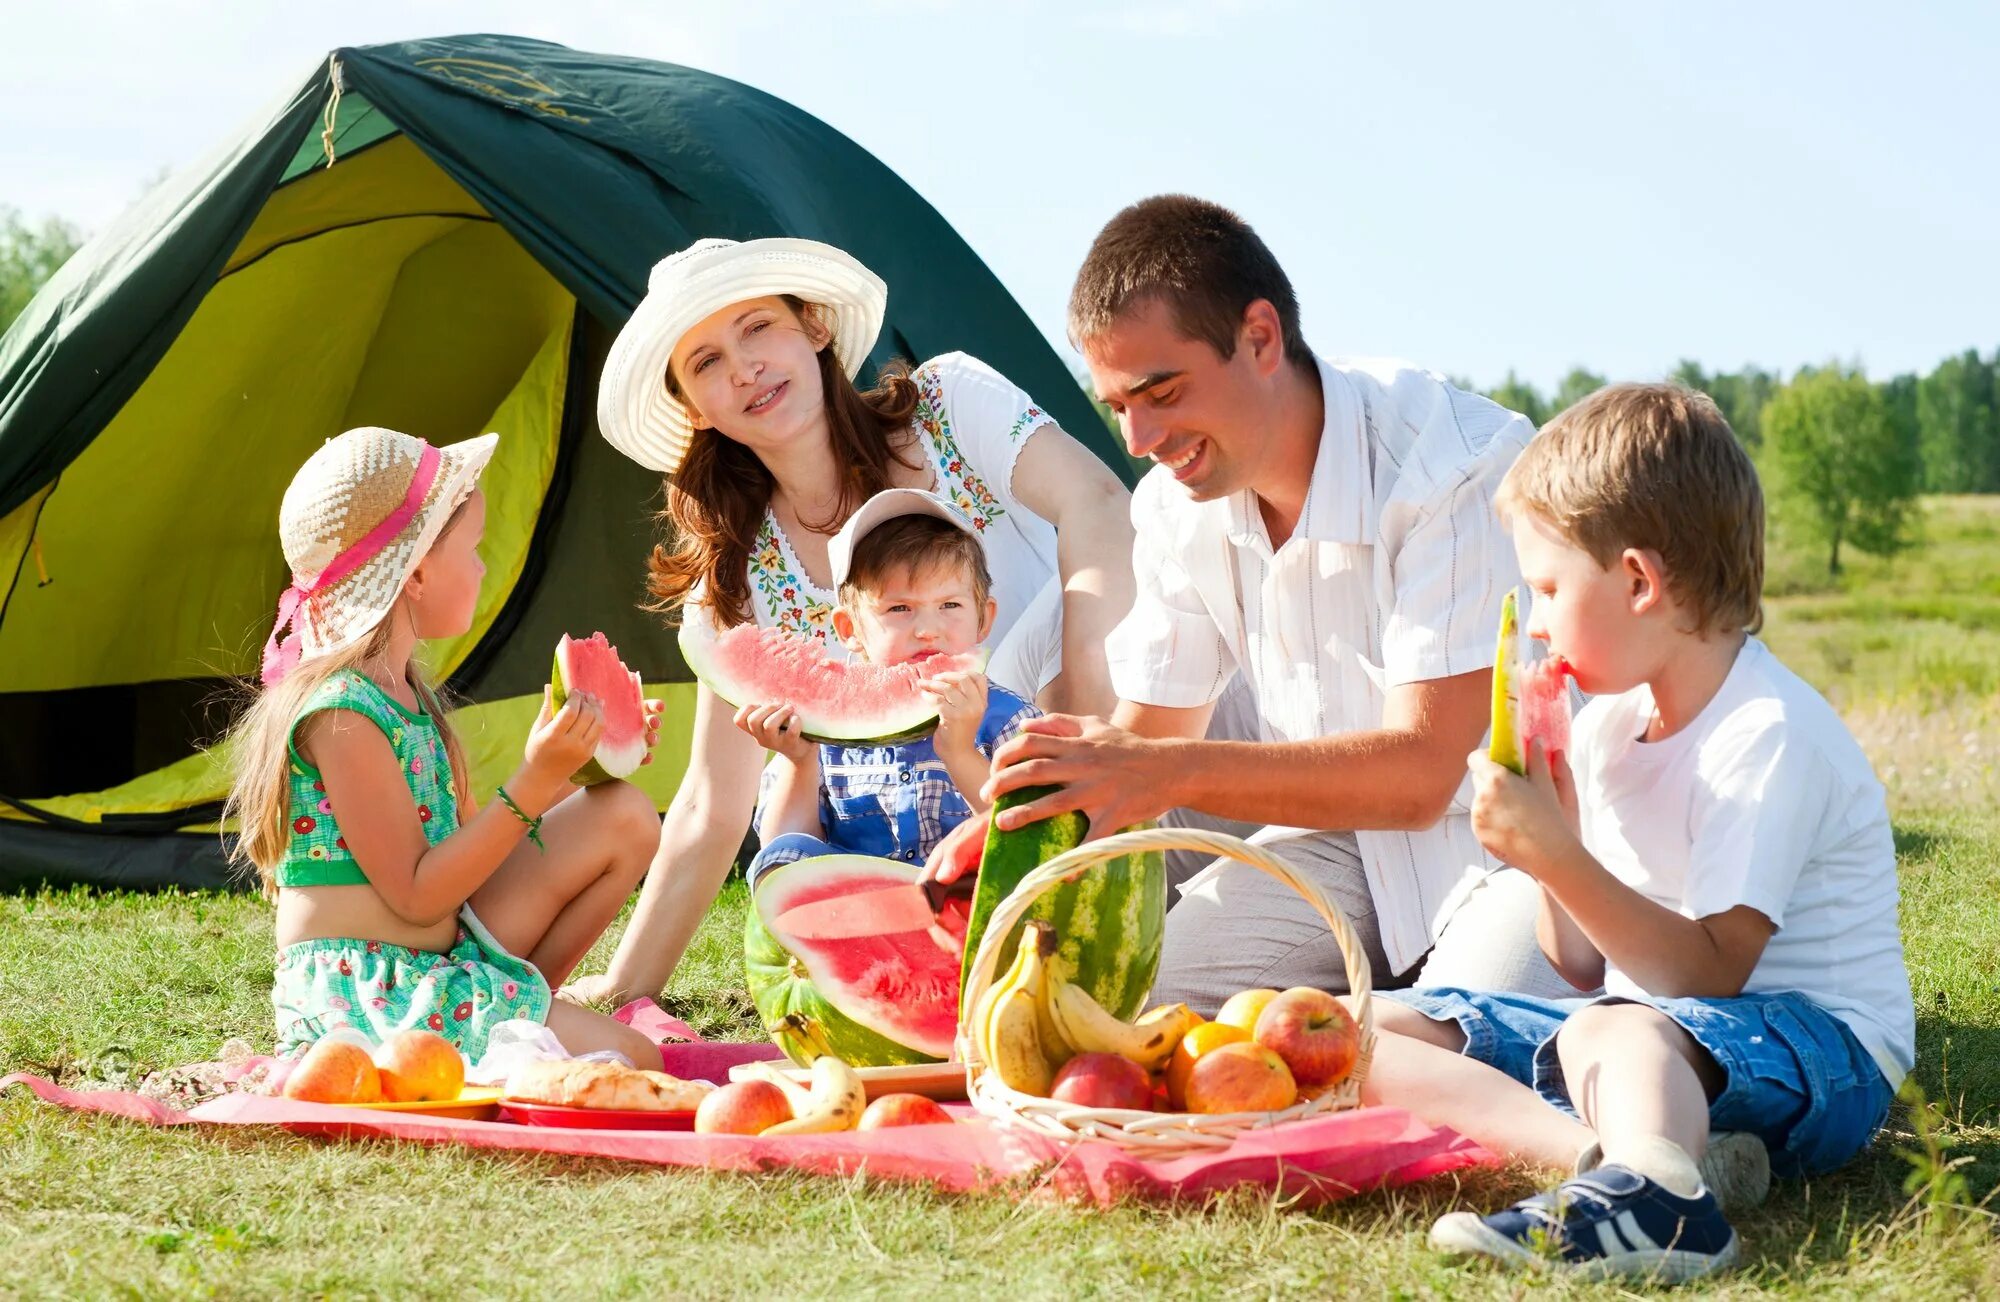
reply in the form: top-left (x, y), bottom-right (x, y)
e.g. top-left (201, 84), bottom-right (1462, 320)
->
top-left (984, 195), bottom-right (1569, 1009)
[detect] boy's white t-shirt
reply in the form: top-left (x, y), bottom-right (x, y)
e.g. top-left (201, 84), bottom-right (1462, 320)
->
top-left (1571, 637), bottom-right (1915, 1086)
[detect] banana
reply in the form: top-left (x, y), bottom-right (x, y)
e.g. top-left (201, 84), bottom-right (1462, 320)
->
top-left (1047, 982), bottom-right (1199, 1073)
top-left (770, 1011), bottom-right (837, 1068)
top-left (761, 1052), bottom-right (867, 1135)
top-left (974, 921), bottom-right (1061, 1095)
top-left (968, 934), bottom-right (1032, 1072)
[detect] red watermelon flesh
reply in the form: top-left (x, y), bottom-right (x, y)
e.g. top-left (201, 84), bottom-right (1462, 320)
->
top-left (550, 632), bottom-right (648, 783)
top-left (679, 621), bottom-right (981, 744)
top-left (749, 857), bottom-right (961, 1061)
top-left (1520, 654), bottom-right (1574, 759)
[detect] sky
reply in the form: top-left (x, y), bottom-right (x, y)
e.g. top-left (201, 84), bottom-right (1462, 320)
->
top-left (1, 1), bottom-right (1993, 394)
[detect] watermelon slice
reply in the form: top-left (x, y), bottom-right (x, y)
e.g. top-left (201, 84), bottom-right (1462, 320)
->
top-left (678, 619), bottom-right (981, 744)
top-left (745, 855), bottom-right (963, 1065)
top-left (549, 632), bottom-right (648, 784)
top-left (1488, 590), bottom-right (1573, 775)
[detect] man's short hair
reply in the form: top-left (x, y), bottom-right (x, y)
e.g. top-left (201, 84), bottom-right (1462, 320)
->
top-left (838, 515), bottom-right (993, 610)
top-left (1498, 383), bottom-right (1764, 635)
top-left (1068, 195), bottom-right (1310, 369)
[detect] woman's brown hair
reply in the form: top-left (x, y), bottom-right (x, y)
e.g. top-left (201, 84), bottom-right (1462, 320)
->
top-left (645, 297), bottom-right (922, 627)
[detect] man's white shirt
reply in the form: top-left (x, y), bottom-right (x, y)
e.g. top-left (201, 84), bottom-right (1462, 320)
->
top-left (1106, 354), bottom-right (1532, 972)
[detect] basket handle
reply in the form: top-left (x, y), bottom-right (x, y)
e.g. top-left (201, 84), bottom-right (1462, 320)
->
top-left (956, 826), bottom-right (1375, 1076)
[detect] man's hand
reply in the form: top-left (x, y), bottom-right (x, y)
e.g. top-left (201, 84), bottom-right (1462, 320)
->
top-left (732, 702), bottom-right (814, 763)
top-left (1466, 740), bottom-right (1581, 874)
top-left (982, 714), bottom-right (1177, 837)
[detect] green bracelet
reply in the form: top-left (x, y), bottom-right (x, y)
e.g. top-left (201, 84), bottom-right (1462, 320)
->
top-left (496, 785), bottom-right (545, 852)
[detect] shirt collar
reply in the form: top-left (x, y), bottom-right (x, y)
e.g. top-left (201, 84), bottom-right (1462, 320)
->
top-left (1224, 354), bottom-right (1375, 548)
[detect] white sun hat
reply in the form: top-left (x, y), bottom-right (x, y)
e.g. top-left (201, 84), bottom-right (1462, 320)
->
top-left (596, 237), bottom-right (889, 475)
top-left (827, 488), bottom-right (984, 589)
top-left (261, 427), bottom-right (497, 684)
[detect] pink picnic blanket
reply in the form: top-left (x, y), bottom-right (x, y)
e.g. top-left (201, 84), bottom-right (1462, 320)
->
top-left (3, 1000), bottom-right (1493, 1207)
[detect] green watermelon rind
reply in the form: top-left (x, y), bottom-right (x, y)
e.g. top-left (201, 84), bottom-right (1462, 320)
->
top-left (958, 786), bottom-right (1166, 1025)
top-left (676, 619), bottom-right (986, 746)
top-left (743, 857), bottom-right (949, 1067)
top-left (549, 637), bottom-right (643, 786)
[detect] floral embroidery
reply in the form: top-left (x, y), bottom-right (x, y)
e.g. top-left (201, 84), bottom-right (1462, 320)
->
top-left (748, 514), bottom-right (838, 638)
top-left (418, 804), bottom-right (433, 823)
top-left (911, 362), bottom-right (1027, 532)
top-left (293, 815), bottom-right (316, 835)
top-left (453, 1001), bottom-right (473, 1022)
top-left (307, 846), bottom-right (328, 861)
top-left (409, 756), bottom-right (423, 775)
top-left (427, 1012), bottom-right (445, 1032)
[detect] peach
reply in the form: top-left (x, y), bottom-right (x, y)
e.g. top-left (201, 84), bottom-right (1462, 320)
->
top-left (1252, 987), bottom-right (1360, 1088)
top-left (695, 1080), bottom-right (794, 1135)
top-left (282, 1039), bottom-right (382, 1104)
top-left (373, 1028), bottom-right (466, 1102)
top-left (1165, 1022), bottom-right (1249, 1111)
top-left (1214, 987), bottom-right (1280, 1033)
top-left (1049, 1052), bottom-right (1154, 1111)
top-left (1184, 1041), bottom-right (1297, 1114)
top-left (857, 1093), bottom-right (956, 1129)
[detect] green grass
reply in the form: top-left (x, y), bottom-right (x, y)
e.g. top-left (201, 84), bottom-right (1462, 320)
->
top-left (6, 499), bottom-right (2000, 1297)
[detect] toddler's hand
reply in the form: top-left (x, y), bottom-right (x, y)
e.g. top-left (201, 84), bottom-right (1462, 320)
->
top-left (640, 697), bottom-right (666, 766)
top-left (733, 702), bottom-right (813, 762)
top-left (526, 684), bottom-right (604, 784)
top-left (1467, 740), bottom-right (1579, 874)
top-left (918, 669), bottom-right (987, 744)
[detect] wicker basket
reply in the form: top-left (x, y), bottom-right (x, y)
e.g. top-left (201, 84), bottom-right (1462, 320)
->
top-left (959, 826), bottom-right (1376, 1157)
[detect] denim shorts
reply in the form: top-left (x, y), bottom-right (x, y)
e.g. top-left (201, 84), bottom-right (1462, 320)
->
top-left (1380, 985), bottom-right (1897, 1176)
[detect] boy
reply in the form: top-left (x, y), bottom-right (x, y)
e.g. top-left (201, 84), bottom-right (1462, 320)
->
top-left (738, 489), bottom-right (1039, 881)
top-left (1359, 385), bottom-right (1913, 1281)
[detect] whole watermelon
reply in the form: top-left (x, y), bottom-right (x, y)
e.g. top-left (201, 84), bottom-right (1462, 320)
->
top-left (958, 787), bottom-right (1166, 1023)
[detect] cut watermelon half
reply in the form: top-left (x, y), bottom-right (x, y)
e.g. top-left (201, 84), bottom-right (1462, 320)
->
top-left (679, 619), bottom-right (981, 745)
top-left (745, 855), bottom-right (962, 1065)
top-left (549, 632), bottom-right (648, 784)
top-left (1488, 590), bottom-right (1573, 775)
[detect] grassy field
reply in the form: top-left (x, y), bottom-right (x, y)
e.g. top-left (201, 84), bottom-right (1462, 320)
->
top-left (4, 499), bottom-right (1999, 1298)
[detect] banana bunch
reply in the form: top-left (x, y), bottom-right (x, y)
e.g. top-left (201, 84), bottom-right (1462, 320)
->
top-left (745, 1013), bottom-right (867, 1134)
top-left (1044, 984), bottom-right (1200, 1075)
top-left (968, 920), bottom-right (1062, 1096)
top-left (970, 920), bottom-right (1205, 1094)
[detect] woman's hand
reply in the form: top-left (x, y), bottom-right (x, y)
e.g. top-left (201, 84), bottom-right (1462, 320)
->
top-left (523, 684), bottom-right (605, 790)
top-left (733, 701), bottom-right (814, 762)
top-left (918, 669), bottom-right (988, 746)
top-left (1466, 740), bottom-right (1580, 875)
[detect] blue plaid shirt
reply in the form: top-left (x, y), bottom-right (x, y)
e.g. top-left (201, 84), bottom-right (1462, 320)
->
top-left (814, 686), bottom-right (1040, 865)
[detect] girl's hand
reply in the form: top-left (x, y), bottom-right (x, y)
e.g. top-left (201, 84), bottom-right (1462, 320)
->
top-left (1466, 740), bottom-right (1580, 875)
top-left (733, 702), bottom-right (813, 762)
top-left (918, 669), bottom-right (987, 744)
top-left (525, 684), bottom-right (605, 785)
top-left (640, 697), bottom-right (666, 766)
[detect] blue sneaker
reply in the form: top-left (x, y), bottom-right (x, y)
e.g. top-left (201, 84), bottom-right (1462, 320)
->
top-left (1430, 1164), bottom-right (1739, 1281)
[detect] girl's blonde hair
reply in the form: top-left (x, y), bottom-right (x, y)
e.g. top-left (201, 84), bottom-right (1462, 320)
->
top-left (222, 610), bottom-right (473, 897)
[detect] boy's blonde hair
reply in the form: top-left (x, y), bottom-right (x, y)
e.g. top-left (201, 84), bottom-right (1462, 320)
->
top-left (836, 515), bottom-right (993, 610)
top-left (1497, 383), bottom-right (1764, 635)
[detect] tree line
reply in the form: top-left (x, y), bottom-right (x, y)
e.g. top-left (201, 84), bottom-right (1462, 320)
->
top-left (3, 205), bottom-right (1988, 576)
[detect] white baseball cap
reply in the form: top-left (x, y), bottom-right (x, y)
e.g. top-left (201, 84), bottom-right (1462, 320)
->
top-left (827, 489), bottom-right (983, 589)
top-left (596, 237), bottom-right (889, 475)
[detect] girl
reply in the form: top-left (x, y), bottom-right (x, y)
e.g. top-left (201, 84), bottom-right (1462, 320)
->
top-left (224, 426), bottom-right (662, 1067)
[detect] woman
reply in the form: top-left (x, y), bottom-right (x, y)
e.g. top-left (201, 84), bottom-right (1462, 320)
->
top-left (567, 237), bottom-right (1134, 1004)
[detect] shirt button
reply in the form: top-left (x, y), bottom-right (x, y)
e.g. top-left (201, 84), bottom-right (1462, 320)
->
top-left (899, 771), bottom-right (913, 783)
top-left (904, 850), bottom-right (917, 860)
top-left (1750, 1035), bottom-right (1763, 1044)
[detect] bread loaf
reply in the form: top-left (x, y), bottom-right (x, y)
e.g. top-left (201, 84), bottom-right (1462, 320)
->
top-left (503, 1059), bottom-right (712, 1112)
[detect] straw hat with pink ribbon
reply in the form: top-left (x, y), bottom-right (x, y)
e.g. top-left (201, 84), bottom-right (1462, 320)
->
top-left (262, 427), bottom-right (497, 685)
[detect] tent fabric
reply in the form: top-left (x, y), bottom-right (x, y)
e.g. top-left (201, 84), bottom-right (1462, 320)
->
top-left (0, 999), bottom-right (1494, 1206)
top-left (0, 34), bottom-right (1128, 887)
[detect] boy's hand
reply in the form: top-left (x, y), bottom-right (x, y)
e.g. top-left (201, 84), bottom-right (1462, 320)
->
top-left (525, 684), bottom-right (605, 786)
top-left (918, 668), bottom-right (987, 744)
top-left (733, 702), bottom-right (814, 762)
top-left (1467, 740), bottom-right (1580, 875)
top-left (640, 697), bottom-right (665, 766)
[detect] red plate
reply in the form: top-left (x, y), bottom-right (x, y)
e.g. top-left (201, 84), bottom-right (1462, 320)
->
top-left (497, 1100), bottom-right (698, 1130)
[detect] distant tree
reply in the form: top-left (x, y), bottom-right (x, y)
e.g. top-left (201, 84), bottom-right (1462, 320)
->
top-left (1882, 372), bottom-right (1922, 490)
top-left (1551, 366), bottom-right (1607, 415)
top-left (1485, 370), bottom-right (1549, 426)
top-left (1915, 348), bottom-right (1997, 493)
top-left (0, 207), bottom-right (85, 334)
top-left (1670, 359), bottom-right (1776, 450)
top-left (1763, 366), bottom-right (1920, 575)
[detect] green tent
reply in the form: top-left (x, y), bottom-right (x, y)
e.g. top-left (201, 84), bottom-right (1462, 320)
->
top-left (0, 34), bottom-right (1128, 891)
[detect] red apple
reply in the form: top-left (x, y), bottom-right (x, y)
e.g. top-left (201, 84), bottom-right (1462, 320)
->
top-left (1048, 1052), bottom-right (1154, 1111)
top-left (1252, 986), bottom-right (1360, 1088)
top-left (857, 1093), bottom-right (955, 1129)
top-left (695, 1079), bottom-right (794, 1135)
